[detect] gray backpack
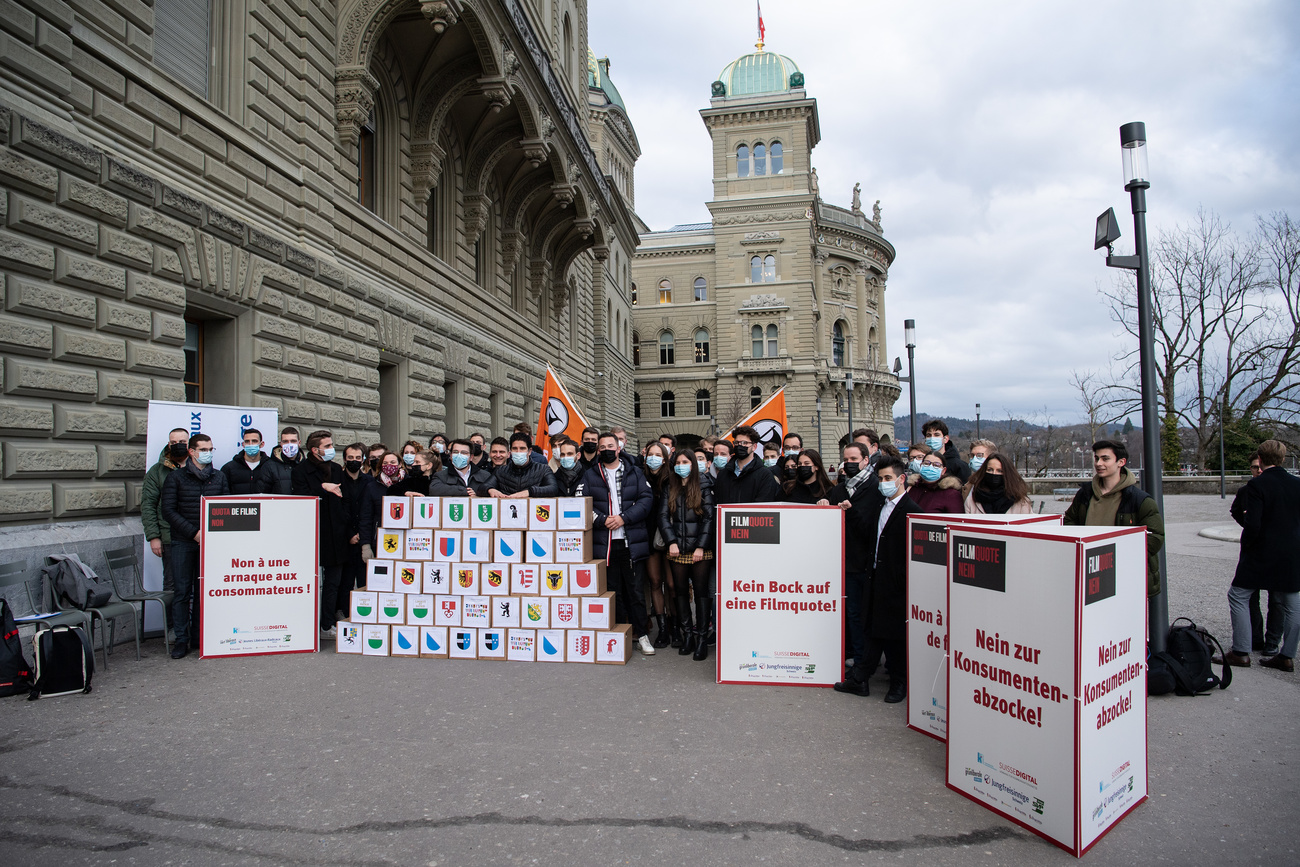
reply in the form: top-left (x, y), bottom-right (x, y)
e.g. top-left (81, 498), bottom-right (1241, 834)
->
top-left (41, 555), bottom-right (112, 610)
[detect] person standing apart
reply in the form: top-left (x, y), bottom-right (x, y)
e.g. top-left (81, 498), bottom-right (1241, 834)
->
top-left (142, 427), bottom-right (189, 593)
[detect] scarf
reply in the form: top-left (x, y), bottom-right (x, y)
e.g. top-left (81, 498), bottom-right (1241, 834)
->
top-left (973, 476), bottom-right (1013, 514)
top-left (843, 469), bottom-right (869, 498)
top-left (378, 467), bottom-right (406, 488)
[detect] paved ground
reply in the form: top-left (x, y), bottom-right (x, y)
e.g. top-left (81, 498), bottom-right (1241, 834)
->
top-left (2, 495), bottom-right (1297, 866)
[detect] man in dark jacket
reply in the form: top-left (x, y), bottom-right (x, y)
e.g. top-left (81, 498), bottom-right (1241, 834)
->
top-left (712, 425), bottom-right (781, 505)
top-left (577, 426), bottom-right (601, 472)
top-left (834, 456), bottom-right (917, 702)
top-left (292, 430), bottom-right (349, 640)
top-left (221, 428), bottom-right (272, 494)
top-left (428, 439), bottom-right (495, 497)
top-left (577, 433), bottom-right (656, 655)
top-left (921, 419), bottom-right (971, 484)
top-left (160, 433), bottom-right (230, 659)
top-left (339, 443), bottom-right (374, 611)
top-left (552, 439), bottom-right (585, 497)
top-left (1225, 439), bottom-right (1300, 671)
top-left (827, 442), bottom-right (883, 667)
top-left (143, 427), bottom-right (189, 592)
top-left (259, 427), bottom-right (302, 494)
top-left (489, 433), bottom-right (559, 497)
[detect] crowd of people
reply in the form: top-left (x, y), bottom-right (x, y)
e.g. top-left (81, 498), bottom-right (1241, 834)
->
top-left (140, 418), bottom-right (1180, 694)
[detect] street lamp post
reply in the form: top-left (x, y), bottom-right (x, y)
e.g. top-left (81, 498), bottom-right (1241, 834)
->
top-left (1219, 388), bottom-right (1226, 499)
top-left (815, 397), bottom-right (823, 455)
top-left (846, 371), bottom-right (854, 446)
top-left (975, 403), bottom-right (981, 439)
top-left (1096, 121), bottom-right (1168, 652)
top-left (905, 319), bottom-right (917, 446)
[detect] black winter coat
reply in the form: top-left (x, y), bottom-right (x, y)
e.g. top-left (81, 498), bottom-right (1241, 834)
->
top-left (291, 457), bottom-right (350, 567)
top-left (941, 441), bottom-right (972, 485)
top-left (781, 480), bottom-right (833, 504)
top-left (341, 471), bottom-right (375, 541)
top-left (427, 465), bottom-right (495, 497)
top-left (577, 457), bottom-right (654, 561)
top-left (490, 459), bottom-right (559, 497)
top-left (259, 448), bottom-right (300, 494)
top-left (160, 460), bottom-right (230, 542)
top-left (829, 478), bottom-right (885, 573)
top-left (658, 482), bottom-right (715, 553)
top-left (221, 451), bottom-right (272, 495)
top-left (858, 493), bottom-right (919, 642)
top-left (712, 456), bottom-right (782, 505)
top-left (1231, 466), bottom-right (1300, 592)
top-left (553, 463), bottom-right (585, 497)
top-left (357, 480), bottom-right (394, 548)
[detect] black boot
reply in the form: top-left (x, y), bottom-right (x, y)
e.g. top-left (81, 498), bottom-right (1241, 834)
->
top-left (693, 599), bottom-right (711, 661)
top-left (652, 613), bottom-right (670, 648)
top-left (677, 595), bottom-right (695, 655)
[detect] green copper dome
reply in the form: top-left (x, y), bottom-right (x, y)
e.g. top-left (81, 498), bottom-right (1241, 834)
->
top-left (715, 51), bottom-right (802, 97)
top-left (588, 49), bottom-right (626, 112)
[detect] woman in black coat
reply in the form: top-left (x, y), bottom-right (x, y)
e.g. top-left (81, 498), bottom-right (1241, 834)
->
top-left (642, 441), bottom-right (675, 647)
top-left (659, 450), bottom-right (716, 660)
top-left (780, 449), bottom-right (834, 504)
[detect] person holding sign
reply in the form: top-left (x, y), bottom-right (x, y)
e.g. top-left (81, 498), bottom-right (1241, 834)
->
top-left (828, 442), bottom-right (881, 667)
top-left (291, 430), bottom-right (348, 640)
top-left (780, 449), bottom-right (834, 504)
top-left (660, 450), bottom-right (716, 660)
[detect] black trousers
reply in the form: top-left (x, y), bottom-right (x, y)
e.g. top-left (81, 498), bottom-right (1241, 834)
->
top-left (608, 540), bottom-right (649, 638)
top-left (340, 544), bottom-right (365, 599)
top-left (850, 637), bottom-right (905, 687)
top-left (1250, 590), bottom-right (1285, 650)
top-left (671, 557), bottom-right (711, 630)
top-left (319, 565), bottom-right (342, 630)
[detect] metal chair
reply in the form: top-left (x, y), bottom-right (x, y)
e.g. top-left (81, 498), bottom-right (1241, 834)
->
top-left (0, 561), bottom-right (92, 639)
top-left (44, 556), bottom-right (139, 670)
top-left (102, 545), bottom-right (172, 654)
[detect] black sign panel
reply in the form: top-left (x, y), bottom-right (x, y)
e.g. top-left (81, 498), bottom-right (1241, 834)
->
top-left (208, 502), bottom-right (260, 532)
top-left (1084, 543), bottom-right (1117, 605)
top-left (725, 511), bottom-right (781, 544)
top-left (952, 535), bottom-right (1006, 592)
top-left (910, 522), bottom-right (948, 566)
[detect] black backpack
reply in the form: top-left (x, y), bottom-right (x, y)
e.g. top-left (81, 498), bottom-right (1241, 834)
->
top-left (0, 599), bottom-right (33, 697)
top-left (28, 625), bottom-right (94, 699)
top-left (1150, 617), bottom-right (1230, 696)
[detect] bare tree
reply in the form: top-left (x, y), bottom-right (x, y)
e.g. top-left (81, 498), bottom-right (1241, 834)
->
top-left (1070, 368), bottom-right (1125, 444)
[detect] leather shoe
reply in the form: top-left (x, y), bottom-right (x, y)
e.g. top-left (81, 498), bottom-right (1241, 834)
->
top-left (833, 677), bottom-right (869, 697)
top-left (170, 642), bottom-right (189, 660)
top-left (1221, 651), bottom-right (1252, 667)
top-left (884, 683), bottom-right (906, 703)
top-left (1260, 655), bottom-right (1294, 672)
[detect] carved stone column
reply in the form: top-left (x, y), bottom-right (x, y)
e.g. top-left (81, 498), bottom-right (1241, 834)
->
top-left (854, 261), bottom-right (872, 369)
top-left (410, 141), bottom-right (447, 210)
top-left (335, 66), bottom-right (379, 151)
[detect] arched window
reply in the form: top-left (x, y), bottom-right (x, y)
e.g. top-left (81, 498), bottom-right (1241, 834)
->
top-left (357, 109), bottom-right (376, 211)
top-left (763, 255), bottom-right (776, 282)
top-left (658, 279), bottom-right (672, 304)
top-left (630, 282), bottom-right (637, 305)
top-left (632, 331), bottom-right (640, 367)
top-left (750, 255), bottom-right (762, 284)
top-left (832, 320), bottom-right (846, 367)
top-left (694, 328), bottom-right (710, 363)
top-left (634, 392), bottom-right (641, 418)
top-left (737, 144), bottom-right (750, 178)
top-left (659, 331), bottom-right (675, 365)
top-left (693, 277), bottom-right (707, 302)
top-left (751, 324), bottom-right (764, 358)
top-left (661, 390), bottom-right (676, 418)
top-left (770, 141), bottom-right (783, 174)
top-left (766, 324), bottom-right (778, 358)
top-left (696, 389), bottom-right (711, 417)
top-left (750, 386), bottom-right (762, 409)
top-left (563, 13), bottom-right (573, 80)
top-left (753, 142), bottom-right (767, 176)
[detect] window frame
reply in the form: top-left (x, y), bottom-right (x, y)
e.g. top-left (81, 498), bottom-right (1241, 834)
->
top-left (751, 324), bottom-right (764, 358)
top-left (695, 388), bottom-right (711, 417)
top-left (693, 276), bottom-right (707, 302)
top-left (693, 328), bottom-right (710, 363)
top-left (658, 279), bottom-right (672, 304)
top-left (766, 323), bottom-right (778, 358)
top-left (737, 144), bottom-right (750, 178)
top-left (658, 331), bottom-right (675, 366)
top-left (660, 390), bottom-right (676, 418)
top-left (753, 142), bottom-right (767, 176)
top-left (832, 320), bottom-right (846, 368)
top-left (750, 386), bottom-right (762, 409)
top-left (770, 140), bottom-right (783, 174)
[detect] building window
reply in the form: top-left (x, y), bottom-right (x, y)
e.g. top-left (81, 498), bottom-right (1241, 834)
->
top-left (750, 255), bottom-right (776, 283)
top-left (634, 392), bottom-right (641, 418)
top-left (694, 328), bottom-right (710, 363)
top-left (563, 13), bottom-right (573, 80)
top-left (661, 391), bottom-right (676, 418)
top-left (770, 141), bottom-right (783, 174)
top-left (763, 255), bottom-right (776, 282)
top-left (750, 386), bottom-right (762, 409)
top-left (693, 277), bottom-right (707, 302)
top-left (737, 144), bottom-right (750, 177)
top-left (632, 331), bottom-right (640, 367)
top-left (183, 319), bottom-right (203, 402)
top-left (751, 324), bottom-right (764, 358)
top-left (357, 109), bottom-right (376, 212)
top-left (766, 324), bottom-right (778, 358)
top-left (753, 142), bottom-right (766, 176)
top-left (696, 389), bottom-right (711, 417)
top-left (658, 279), bottom-right (672, 304)
top-left (832, 320), bottom-right (846, 367)
top-left (631, 282), bottom-right (637, 305)
top-left (155, 0), bottom-right (211, 98)
top-left (659, 331), bottom-right (675, 365)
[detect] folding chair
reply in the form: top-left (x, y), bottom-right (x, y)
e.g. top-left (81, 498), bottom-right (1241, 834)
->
top-left (44, 556), bottom-right (139, 670)
top-left (102, 545), bottom-right (172, 654)
top-left (0, 560), bottom-right (92, 640)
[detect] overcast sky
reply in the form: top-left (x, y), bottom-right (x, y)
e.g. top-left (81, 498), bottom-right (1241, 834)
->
top-left (589, 0), bottom-right (1300, 423)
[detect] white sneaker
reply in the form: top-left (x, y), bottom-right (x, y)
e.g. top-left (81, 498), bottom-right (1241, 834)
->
top-left (637, 634), bottom-right (656, 655)
top-left (320, 626), bottom-right (337, 640)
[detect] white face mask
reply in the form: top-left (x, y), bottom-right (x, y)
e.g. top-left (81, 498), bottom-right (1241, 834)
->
top-left (281, 442), bottom-right (299, 458)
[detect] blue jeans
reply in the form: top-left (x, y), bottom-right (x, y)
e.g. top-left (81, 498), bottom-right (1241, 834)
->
top-left (1230, 586), bottom-right (1300, 658)
top-left (170, 540), bottom-right (201, 647)
top-left (845, 571), bottom-right (867, 662)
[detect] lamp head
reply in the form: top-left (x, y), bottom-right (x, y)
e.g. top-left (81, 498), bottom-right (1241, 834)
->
top-left (1095, 207), bottom-right (1122, 250)
top-left (1119, 121), bottom-right (1148, 186)
top-left (904, 319), bottom-right (916, 348)
top-left (893, 357), bottom-right (902, 374)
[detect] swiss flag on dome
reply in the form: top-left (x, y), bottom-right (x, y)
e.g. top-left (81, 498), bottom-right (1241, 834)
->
top-left (757, 2), bottom-right (766, 45)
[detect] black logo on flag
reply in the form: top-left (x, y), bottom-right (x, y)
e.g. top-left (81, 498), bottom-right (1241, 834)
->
top-left (1085, 543), bottom-right (1117, 605)
top-left (952, 536), bottom-right (1006, 592)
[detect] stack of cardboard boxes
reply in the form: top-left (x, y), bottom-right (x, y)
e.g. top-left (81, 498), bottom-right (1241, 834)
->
top-left (336, 496), bottom-right (631, 664)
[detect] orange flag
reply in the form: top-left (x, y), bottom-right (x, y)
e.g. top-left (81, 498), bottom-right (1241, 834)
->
top-left (537, 365), bottom-right (590, 460)
top-left (721, 386), bottom-right (788, 447)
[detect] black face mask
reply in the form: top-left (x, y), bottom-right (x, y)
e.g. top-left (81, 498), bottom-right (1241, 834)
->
top-left (982, 474), bottom-right (1006, 492)
top-left (581, 442), bottom-right (597, 455)
top-left (734, 443), bottom-right (751, 460)
top-left (797, 465), bottom-right (815, 482)
top-left (345, 459), bottom-right (363, 473)
top-left (842, 462), bottom-right (860, 478)
top-left (783, 465), bottom-right (798, 479)
top-left (470, 443), bottom-right (483, 457)
top-left (598, 449), bottom-right (618, 466)
top-left (169, 442), bottom-right (189, 461)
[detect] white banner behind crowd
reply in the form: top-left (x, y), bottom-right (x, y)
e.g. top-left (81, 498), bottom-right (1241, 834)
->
top-left (143, 401), bottom-right (279, 631)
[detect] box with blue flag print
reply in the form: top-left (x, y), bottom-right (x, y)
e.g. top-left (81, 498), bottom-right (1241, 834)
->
top-left (448, 627), bottom-right (477, 659)
top-left (526, 531), bottom-right (555, 564)
top-left (493, 530), bottom-right (523, 563)
top-left (391, 625), bottom-right (419, 656)
top-left (556, 497), bottom-right (592, 531)
top-left (462, 529), bottom-right (492, 562)
top-left (432, 530), bottom-right (461, 560)
top-left (478, 627), bottom-right (507, 660)
top-left (418, 626), bottom-right (448, 658)
top-left (536, 628), bottom-right (566, 662)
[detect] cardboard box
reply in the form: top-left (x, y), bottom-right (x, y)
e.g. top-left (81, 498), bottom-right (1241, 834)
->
top-left (381, 496), bottom-right (411, 529)
top-left (434, 595), bottom-right (461, 626)
top-left (404, 528), bottom-right (433, 560)
top-left (406, 594), bottom-right (434, 626)
top-left (569, 561), bottom-right (608, 596)
top-left (410, 497), bottom-right (441, 528)
top-left (567, 629), bottom-right (596, 663)
top-left (461, 595), bottom-right (492, 628)
top-left (378, 529), bottom-right (405, 558)
top-left (498, 499), bottom-right (529, 528)
top-left (394, 562), bottom-right (422, 593)
top-left (551, 597), bottom-right (580, 627)
top-left (366, 560), bottom-right (395, 593)
top-left (554, 531), bottom-right (591, 563)
top-left (556, 497), bottom-right (593, 531)
top-left (521, 596), bottom-right (549, 628)
top-left (377, 593), bottom-right (406, 624)
top-left (462, 529), bottom-right (492, 562)
top-left (423, 561), bottom-right (452, 595)
top-left (478, 627), bottom-right (507, 660)
top-left (361, 624), bottom-right (389, 656)
top-left (351, 590), bottom-right (378, 623)
top-left (529, 498), bottom-right (558, 531)
top-left (448, 627), bottom-right (477, 659)
top-left (451, 563), bottom-right (479, 595)
top-left (540, 564), bottom-right (568, 597)
top-left (470, 499), bottom-right (499, 528)
top-left (527, 531), bottom-right (555, 563)
top-left (391, 624), bottom-right (419, 656)
top-left (419, 625), bottom-right (448, 657)
top-left (536, 628), bottom-right (566, 661)
top-left (433, 530), bottom-right (461, 560)
top-left (507, 628), bottom-right (536, 661)
top-left (580, 592), bottom-right (615, 630)
top-left (481, 564), bottom-right (510, 595)
top-left (494, 530), bottom-right (524, 563)
top-left (336, 621), bottom-right (363, 654)
top-left (441, 497), bottom-right (471, 529)
top-left (510, 563), bottom-right (540, 595)
top-left (595, 624), bottom-right (632, 664)
top-left (492, 596), bottom-right (521, 627)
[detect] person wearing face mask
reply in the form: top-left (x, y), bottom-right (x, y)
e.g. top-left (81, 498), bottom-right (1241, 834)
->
top-left (428, 439), bottom-right (495, 497)
top-left (546, 434), bottom-right (568, 472)
top-left (907, 448), bottom-right (964, 513)
top-left (578, 426), bottom-right (602, 471)
top-left (551, 439), bottom-right (585, 497)
top-left (781, 449), bottom-right (834, 504)
top-left (851, 428), bottom-right (882, 474)
top-left (400, 440), bottom-right (423, 472)
top-left (428, 434), bottom-right (449, 458)
top-left (834, 456), bottom-right (918, 703)
top-left (921, 419), bottom-right (972, 484)
top-left (260, 427), bottom-right (302, 494)
top-left (488, 433), bottom-right (559, 498)
top-left (762, 440), bottom-right (783, 481)
top-left (291, 430), bottom-right (348, 640)
top-left (967, 439), bottom-right (998, 475)
top-left (610, 425), bottom-right (641, 468)
top-left (338, 443), bottom-right (375, 614)
top-left (782, 432), bottom-right (804, 459)
top-left (365, 442), bottom-right (388, 476)
top-left (710, 439), bottom-right (732, 481)
top-left (467, 433), bottom-right (488, 468)
top-left (358, 451), bottom-right (405, 561)
top-left (693, 448), bottom-right (714, 493)
top-left (963, 453), bottom-right (1033, 514)
top-left (712, 426), bottom-right (781, 506)
top-left (641, 441), bottom-right (676, 648)
top-left (221, 428), bottom-right (272, 495)
top-left (395, 449), bottom-right (440, 497)
top-left (905, 444), bottom-right (929, 478)
top-left (827, 442), bottom-right (882, 668)
top-left (142, 427), bottom-right (191, 593)
top-left (159, 432), bottom-right (230, 658)
top-left (660, 450), bottom-right (716, 660)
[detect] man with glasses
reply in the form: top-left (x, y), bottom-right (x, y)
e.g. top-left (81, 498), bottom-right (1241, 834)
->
top-left (712, 425), bottom-right (781, 506)
top-left (429, 439), bottom-right (494, 497)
